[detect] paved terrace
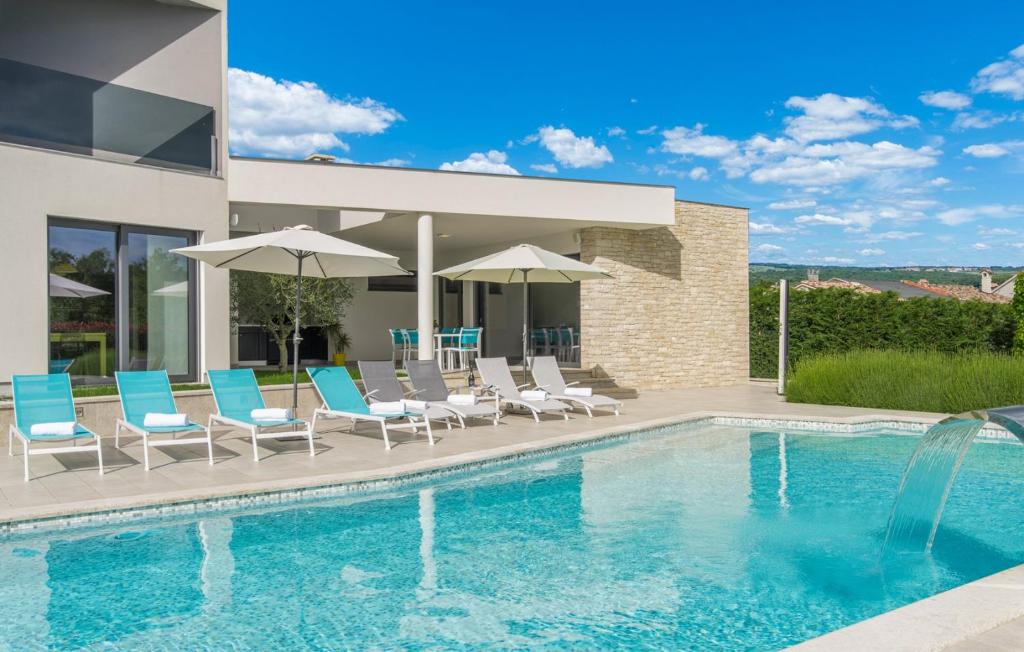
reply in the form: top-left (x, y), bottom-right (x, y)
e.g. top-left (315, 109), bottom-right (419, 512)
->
top-left (0, 380), bottom-right (1020, 651)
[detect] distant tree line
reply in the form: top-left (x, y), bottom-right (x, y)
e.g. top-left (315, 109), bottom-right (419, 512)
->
top-left (749, 264), bottom-right (1018, 288)
top-left (749, 283), bottom-right (1016, 378)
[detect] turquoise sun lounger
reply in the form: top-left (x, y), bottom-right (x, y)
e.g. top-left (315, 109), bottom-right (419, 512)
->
top-left (9, 373), bottom-right (103, 481)
top-left (114, 370), bottom-right (212, 471)
top-left (208, 368), bottom-right (314, 461)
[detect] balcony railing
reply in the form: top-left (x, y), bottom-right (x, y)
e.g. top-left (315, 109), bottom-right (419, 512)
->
top-left (0, 57), bottom-right (216, 174)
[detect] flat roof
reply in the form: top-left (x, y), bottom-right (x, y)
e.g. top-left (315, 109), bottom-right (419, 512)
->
top-left (228, 157), bottom-right (677, 228)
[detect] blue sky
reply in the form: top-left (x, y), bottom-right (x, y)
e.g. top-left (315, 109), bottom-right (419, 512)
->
top-left (228, 1), bottom-right (1024, 267)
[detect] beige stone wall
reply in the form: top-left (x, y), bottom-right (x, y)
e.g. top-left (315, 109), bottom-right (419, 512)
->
top-left (580, 200), bottom-right (749, 390)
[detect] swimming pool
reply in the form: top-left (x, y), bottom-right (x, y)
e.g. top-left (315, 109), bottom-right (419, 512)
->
top-left (2, 422), bottom-right (1022, 650)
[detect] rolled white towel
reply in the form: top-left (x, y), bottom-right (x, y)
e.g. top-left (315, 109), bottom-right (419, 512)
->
top-left (251, 407), bottom-right (292, 421)
top-left (30, 421), bottom-right (77, 437)
top-left (564, 387), bottom-right (593, 397)
top-left (520, 390), bottom-right (549, 402)
top-left (404, 400), bottom-right (428, 411)
top-left (369, 401), bottom-right (406, 415)
top-left (446, 393), bottom-right (478, 406)
top-left (143, 413), bottom-right (189, 428)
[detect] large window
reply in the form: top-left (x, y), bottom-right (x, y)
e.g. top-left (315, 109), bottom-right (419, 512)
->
top-left (48, 220), bottom-right (197, 383)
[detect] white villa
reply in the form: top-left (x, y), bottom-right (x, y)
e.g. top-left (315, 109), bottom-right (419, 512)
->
top-left (0, 0), bottom-right (750, 393)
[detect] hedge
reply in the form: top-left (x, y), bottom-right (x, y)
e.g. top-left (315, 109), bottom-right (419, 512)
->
top-left (785, 350), bottom-right (1024, 414)
top-left (749, 283), bottom-right (1016, 378)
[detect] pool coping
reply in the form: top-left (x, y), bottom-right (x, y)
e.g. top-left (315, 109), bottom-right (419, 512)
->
top-left (2, 407), bottom-right (1022, 650)
top-left (4, 407), bottom-right (1003, 533)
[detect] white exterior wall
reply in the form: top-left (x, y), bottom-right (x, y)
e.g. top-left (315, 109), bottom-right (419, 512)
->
top-left (0, 146), bottom-right (230, 381)
top-left (0, 0), bottom-right (229, 384)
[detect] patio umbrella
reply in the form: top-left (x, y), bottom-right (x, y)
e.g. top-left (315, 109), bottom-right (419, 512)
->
top-left (435, 244), bottom-right (611, 383)
top-left (172, 225), bottom-right (410, 412)
top-left (49, 273), bottom-right (110, 298)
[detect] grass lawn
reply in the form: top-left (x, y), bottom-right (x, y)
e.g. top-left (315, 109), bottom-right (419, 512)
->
top-left (785, 349), bottom-right (1024, 414)
top-left (70, 367), bottom-right (370, 398)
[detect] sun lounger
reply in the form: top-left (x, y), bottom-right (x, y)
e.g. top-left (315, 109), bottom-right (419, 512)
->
top-left (474, 357), bottom-right (571, 422)
top-left (9, 373), bottom-right (103, 481)
top-left (404, 359), bottom-right (502, 426)
top-left (114, 370), bottom-right (212, 470)
top-left (357, 361), bottom-right (457, 429)
top-left (208, 368), bottom-right (314, 461)
top-left (307, 366), bottom-right (432, 450)
top-left (530, 356), bottom-right (621, 416)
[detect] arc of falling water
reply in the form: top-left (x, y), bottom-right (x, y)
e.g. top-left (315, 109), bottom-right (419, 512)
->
top-left (882, 406), bottom-right (1024, 556)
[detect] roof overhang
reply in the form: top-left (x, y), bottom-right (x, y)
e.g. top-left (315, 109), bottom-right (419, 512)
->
top-left (227, 157), bottom-right (676, 229)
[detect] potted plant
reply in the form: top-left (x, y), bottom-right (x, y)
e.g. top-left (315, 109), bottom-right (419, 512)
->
top-left (326, 323), bottom-right (352, 366)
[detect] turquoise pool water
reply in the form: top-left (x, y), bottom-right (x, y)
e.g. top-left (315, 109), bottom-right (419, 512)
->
top-left (2, 424), bottom-right (1023, 650)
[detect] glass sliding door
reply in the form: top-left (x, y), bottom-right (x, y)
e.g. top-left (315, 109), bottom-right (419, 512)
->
top-left (48, 223), bottom-right (118, 382)
top-left (127, 231), bottom-right (194, 376)
top-left (47, 219), bottom-right (197, 384)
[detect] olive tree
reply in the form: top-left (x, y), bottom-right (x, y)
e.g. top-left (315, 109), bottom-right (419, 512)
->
top-left (230, 270), bottom-right (354, 371)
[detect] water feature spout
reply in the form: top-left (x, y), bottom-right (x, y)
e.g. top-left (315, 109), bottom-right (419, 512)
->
top-left (882, 406), bottom-right (1024, 556)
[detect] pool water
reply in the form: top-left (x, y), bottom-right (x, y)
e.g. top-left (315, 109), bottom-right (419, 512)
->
top-left (2, 424), bottom-right (1023, 650)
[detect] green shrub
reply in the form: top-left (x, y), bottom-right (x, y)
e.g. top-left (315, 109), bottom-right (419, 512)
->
top-left (750, 283), bottom-right (1016, 378)
top-left (785, 350), bottom-right (1024, 414)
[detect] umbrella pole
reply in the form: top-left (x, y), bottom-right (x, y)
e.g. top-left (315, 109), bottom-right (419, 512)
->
top-left (292, 255), bottom-right (304, 416)
top-left (522, 269), bottom-right (529, 385)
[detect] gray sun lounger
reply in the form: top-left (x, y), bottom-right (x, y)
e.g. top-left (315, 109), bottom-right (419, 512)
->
top-left (357, 361), bottom-right (458, 429)
top-left (404, 360), bottom-right (502, 427)
top-left (475, 357), bottom-right (571, 422)
top-left (530, 356), bottom-right (622, 416)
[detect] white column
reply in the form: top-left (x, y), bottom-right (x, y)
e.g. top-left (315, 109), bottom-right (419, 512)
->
top-left (417, 214), bottom-right (434, 360)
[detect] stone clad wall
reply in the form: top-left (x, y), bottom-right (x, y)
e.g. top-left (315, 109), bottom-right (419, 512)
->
top-left (579, 200), bottom-right (749, 389)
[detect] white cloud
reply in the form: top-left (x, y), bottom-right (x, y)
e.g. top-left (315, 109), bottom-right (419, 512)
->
top-left (750, 141), bottom-right (939, 186)
top-left (637, 125), bottom-right (658, 135)
top-left (937, 204), bottom-right (1024, 226)
top-left (660, 124), bottom-right (739, 158)
top-left (782, 93), bottom-right (918, 142)
top-left (755, 243), bottom-right (785, 254)
top-left (227, 68), bottom-right (402, 158)
top-left (971, 44), bottom-right (1024, 100)
top-left (439, 150), bottom-right (520, 175)
top-left (864, 230), bottom-right (924, 242)
top-left (688, 166), bottom-right (709, 181)
top-left (768, 198), bottom-right (817, 210)
top-left (952, 110), bottom-right (1018, 130)
top-left (859, 248), bottom-right (885, 256)
top-left (821, 256), bottom-right (855, 264)
top-left (607, 126), bottom-right (626, 137)
top-left (919, 90), bottom-right (972, 110)
top-left (963, 143), bottom-right (1009, 158)
top-left (530, 163), bottom-right (558, 174)
top-left (794, 213), bottom-right (851, 226)
top-left (973, 242), bottom-right (991, 250)
top-left (537, 127), bottom-right (613, 168)
top-left (749, 222), bottom-right (788, 234)
top-left (928, 176), bottom-right (951, 186)
top-left (979, 226), bottom-right (1016, 236)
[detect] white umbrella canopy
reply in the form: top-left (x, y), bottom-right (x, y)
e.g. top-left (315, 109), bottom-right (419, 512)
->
top-left (435, 244), bottom-right (611, 283)
top-left (173, 225), bottom-right (411, 412)
top-left (49, 273), bottom-right (111, 298)
top-left (435, 244), bottom-right (611, 382)
top-left (170, 224), bottom-right (409, 278)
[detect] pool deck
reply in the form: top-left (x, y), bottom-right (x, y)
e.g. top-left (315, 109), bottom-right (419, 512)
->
top-left (0, 380), bottom-right (1020, 650)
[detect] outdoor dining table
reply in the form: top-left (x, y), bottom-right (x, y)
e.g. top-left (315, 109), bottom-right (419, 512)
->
top-left (433, 332), bottom-right (461, 371)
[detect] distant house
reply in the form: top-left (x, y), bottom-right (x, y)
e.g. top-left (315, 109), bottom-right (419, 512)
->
top-left (792, 268), bottom-right (1017, 303)
top-left (793, 278), bottom-right (881, 295)
top-left (901, 278), bottom-right (1011, 304)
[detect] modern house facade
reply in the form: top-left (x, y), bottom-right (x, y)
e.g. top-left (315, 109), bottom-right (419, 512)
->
top-left (0, 0), bottom-right (749, 392)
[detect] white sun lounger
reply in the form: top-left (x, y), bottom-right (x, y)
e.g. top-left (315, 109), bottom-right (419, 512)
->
top-left (474, 357), bottom-right (571, 422)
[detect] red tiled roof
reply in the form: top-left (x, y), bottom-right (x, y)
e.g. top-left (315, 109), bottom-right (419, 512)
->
top-left (901, 279), bottom-right (1011, 303)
